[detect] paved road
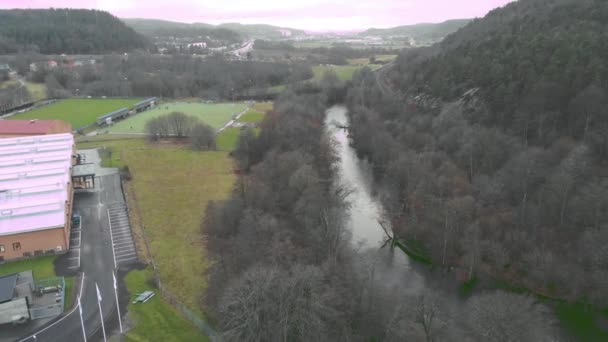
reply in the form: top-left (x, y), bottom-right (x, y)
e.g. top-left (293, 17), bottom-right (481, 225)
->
top-left (15, 151), bottom-right (137, 342)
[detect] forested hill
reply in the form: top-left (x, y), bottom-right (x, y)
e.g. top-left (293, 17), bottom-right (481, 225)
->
top-left (393, 0), bottom-right (608, 142)
top-left (0, 9), bottom-right (149, 54)
top-left (122, 19), bottom-right (241, 43)
top-left (360, 19), bottom-right (471, 43)
top-left (347, 0), bottom-right (608, 312)
top-left (123, 19), bottom-right (304, 40)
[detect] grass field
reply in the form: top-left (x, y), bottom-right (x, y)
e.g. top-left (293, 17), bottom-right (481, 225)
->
top-left (348, 54), bottom-right (397, 66)
top-left (252, 102), bottom-right (272, 113)
top-left (26, 82), bottom-right (47, 101)
top-left (124, 268), bottom-right (206, 342)
top-left (0, 256), bottom-right (74, 309)
top-left (238, 109), bottom-right (264, 123)
top-left (217, 127), bottom-right (240, 151)
top-left (107, 102), bottom-right (248, 133)
top-left (312, 65), bottom-right (380, 82)
top-left (10, 98), bottom-right (141, 129)
top-left (76, 139), bottom-right (235, 315)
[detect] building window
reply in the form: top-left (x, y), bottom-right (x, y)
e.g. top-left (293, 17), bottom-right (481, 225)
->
top-left (0, 245), bottom-right (4, 253)
top-left (12, 242), bottom-right (21, 251)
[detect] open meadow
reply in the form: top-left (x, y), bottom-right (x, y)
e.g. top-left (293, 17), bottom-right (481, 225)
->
top-left (76, 138), bottom-right (235, 317)
top-left (9, 98), bottom-right (141, 129)
top-left (107, 102), bottom-right (248, 133)
top-left (312, 64), bottom-right (380, 81)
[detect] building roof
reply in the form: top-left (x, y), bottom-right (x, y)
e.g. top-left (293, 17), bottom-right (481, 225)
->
top-left (0, 133), bottom-right (74, 236)
top-left (133, 97), bottom-right (157, 108)
top-left (0, 120), bottom-right (69, 136)
top-left (72, 163), bottom-right (95, 177)
top-left (97, 108), bottom-right (129, 122)
top-left (0, 273), bottom-right (17, 303)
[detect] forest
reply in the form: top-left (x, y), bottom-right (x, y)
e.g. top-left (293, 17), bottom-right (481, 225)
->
top-left (202, 89), bottom-right (557, 341)
top-left (0, 9), bottom-right (149, 54)
top-left (23, 54), bottom-right (312, 100)
top-left (347, 0), bottom-right (608, 307)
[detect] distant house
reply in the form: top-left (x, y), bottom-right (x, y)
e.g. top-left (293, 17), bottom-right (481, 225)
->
top-left (47, 61), bottom-right (58, 69)
top-left (187, 42), bottom-right (207, 49)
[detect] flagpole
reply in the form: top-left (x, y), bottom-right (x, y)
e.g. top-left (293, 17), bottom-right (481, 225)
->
top-left (113, 272), bottom-right (123, 333)
top-left (77, 295), bottom-right (87, 342)
top-left (95, 283), bottom-right (107, 342)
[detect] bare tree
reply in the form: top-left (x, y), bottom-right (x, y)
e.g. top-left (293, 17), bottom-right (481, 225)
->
top-left (465, 291), bottom-right (555, 342)
top-left (190, 122), bottom-right (216, 150)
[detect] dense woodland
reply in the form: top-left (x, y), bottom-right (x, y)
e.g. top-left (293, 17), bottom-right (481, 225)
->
top-left (202, 90), bottom-right (556, 341)
top-left (0, 9), bottom-right (149, 54)
top-left (361, 19), bottom-right (472, 44)
top-left (29, 54), bottom-right (312, 99)
top-left (347, 0), bottom-right (608, 306)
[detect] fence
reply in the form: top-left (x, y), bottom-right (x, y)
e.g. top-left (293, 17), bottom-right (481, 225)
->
top-left (29, 277), bottom-right (65, 320)
top-left (122, 178), bottom-right (219, 340)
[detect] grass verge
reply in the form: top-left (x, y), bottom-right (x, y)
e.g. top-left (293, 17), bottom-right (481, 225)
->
top-left (124, 268), bottom-right (206, 342)
top-left (76, 139), bottom-right (235, 317)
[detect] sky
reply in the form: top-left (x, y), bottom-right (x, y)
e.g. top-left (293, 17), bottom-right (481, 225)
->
top-left (0, 0), bottom-right (516, 31)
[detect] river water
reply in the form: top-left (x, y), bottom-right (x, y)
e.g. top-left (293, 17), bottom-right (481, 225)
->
top-left (326, 105), bottom-right (567, 340)
top-left (326, 105), bottom-right (429, 295)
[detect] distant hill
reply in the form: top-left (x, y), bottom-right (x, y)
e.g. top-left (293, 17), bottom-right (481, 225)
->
top-left (122, 18), bottom-right (240, 42)
top-left (348, 0), bottom-right (608, 309)
top-left (0, 9), bottom-right (149, 54)
top-left (123, 19), bottom-right (305, 40)
top-left (217, 23), bottom-right (306, 39)
top-left (360, 19), bottom-right (472, 44)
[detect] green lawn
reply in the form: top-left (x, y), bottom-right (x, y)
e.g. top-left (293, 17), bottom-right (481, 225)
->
top-left (556, 302), bottom-right (608, 341)
top-left (0, 256), bottom-right (74, 309)
top-left (312, 65), bottom-right (379, 82)
top-left (217, 127), bottom-right (240, 151)
top-left (252, 102), bottom-right (273, 113)
top-left (107, 102), bottom-right (248, 133)
top-left (26, 82), bottom-right (47, 101)
top-left (124, 268), bottom-right (206, 342)
top-left (76, 139), bottom-right (235, 315)
top-left (10, 98), bottom-right (141, 129)
top-left (238, 109), bottom-right (264, 123)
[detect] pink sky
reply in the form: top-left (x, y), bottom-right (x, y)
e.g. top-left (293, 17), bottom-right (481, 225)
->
top-left (0, 0), bottom-right (516, 30)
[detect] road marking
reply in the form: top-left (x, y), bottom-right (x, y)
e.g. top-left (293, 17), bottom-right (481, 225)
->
top-left (18, 273), bottom-right (86, 342)
top-left (117, 256), bottom-right (137, 262)
top-left (107, 209), bottom-right (117, 269)
top-left (113, 241), bottom-right (133, 246)
top-left (114, 246), bottom-right (134, 252)
top-left (115, 251), bottom-right (136, 257)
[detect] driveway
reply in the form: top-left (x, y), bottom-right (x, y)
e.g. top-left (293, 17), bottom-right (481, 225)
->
top-left (13, 149), bottom-right (138, 342)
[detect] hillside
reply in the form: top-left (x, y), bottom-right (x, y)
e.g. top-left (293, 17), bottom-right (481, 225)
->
top-left (217, 23), bottom-right (306, 39)
top-left (123, 19), bottom-right (304, 40)
top-left (360, 19), bottom-right (471, 44)
top-left (122, 18), bottom-right (240, 43)
top-left (0, 9), bottom-right (149, 54)
top-left (347, 0), bottom-right (608, 315)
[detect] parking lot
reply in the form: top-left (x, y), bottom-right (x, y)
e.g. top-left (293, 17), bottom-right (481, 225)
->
top-left (108, 205), bottom-right (137, 268)
top-left (66, 218), bottom-right (82, 270)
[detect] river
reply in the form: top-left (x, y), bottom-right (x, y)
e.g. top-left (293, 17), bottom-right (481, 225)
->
top-left (326, 105), bottom-right (431, 294)
top-left (326, 105), bottom-right (569, 340)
